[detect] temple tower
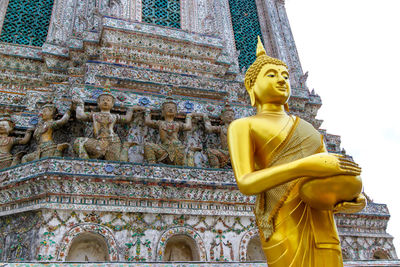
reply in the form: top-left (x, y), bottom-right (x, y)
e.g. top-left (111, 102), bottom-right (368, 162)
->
top-left (0, 0), bottom-right (397, 265)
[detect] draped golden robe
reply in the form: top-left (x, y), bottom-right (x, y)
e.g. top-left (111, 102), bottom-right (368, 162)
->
top-left (255, 117), bottom-right (343, 267)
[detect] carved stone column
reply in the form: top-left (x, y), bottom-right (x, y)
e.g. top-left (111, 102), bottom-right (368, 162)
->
top-left (214, 0), bottom-right (240, 70)
top-left (257, 0), bottom-right (304, 88)
top-left (106, 0), bottom-right (137, 20)
top-left (255, 0), bottom-right (278, 58)
top-left (0, 0), bottom-right (10, 35)
top-left (133, 0), bottom-right (142, 21)
top-left (181, 0), bottom-right (197, 32)
top-left (275, 0), bottom-right (304, 87)
top-left (258, 0), bottom-right (290, 64)
top-left (181, 0), bottom-right (218, 36)
top-left (46, 0), bottom-right (78, 45)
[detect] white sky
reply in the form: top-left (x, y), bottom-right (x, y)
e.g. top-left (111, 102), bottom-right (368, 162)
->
top-left (285, 0), bottom-right (400, 254)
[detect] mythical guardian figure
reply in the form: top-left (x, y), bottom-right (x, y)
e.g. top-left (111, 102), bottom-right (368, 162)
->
top-left (73, 88), bottom-right (142, 161)
top-left (203, 104), bottom-right (235, 168)
top-left (22, 102), bottom-right (71, 162)
top-left (144, 97), bottom-right (197, 166)
top-left (0, 113), bottom-right (33, 169)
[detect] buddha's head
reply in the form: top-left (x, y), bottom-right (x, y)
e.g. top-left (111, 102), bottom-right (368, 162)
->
top-left (244, 37), bottom-right (290, 108)
top-left (0, 113), bottom-right (14, 135)
top-left (162, 97), bottom-right (178, 118)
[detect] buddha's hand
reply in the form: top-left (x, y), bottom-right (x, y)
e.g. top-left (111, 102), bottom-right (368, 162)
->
top-left (300, 153), bottom-right (361, 178)
top-left (333, 193), bottom-right (367, 214)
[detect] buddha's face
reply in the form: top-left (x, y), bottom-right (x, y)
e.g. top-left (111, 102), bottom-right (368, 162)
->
top-left (252, 64), bottom-right (290, 105)
top-left (221, 110), bottom-right (235, 124)
top-left (98, 95), bottom-right (115, 111)
top-left (41, 107), bottom-right (55, 121)
top-left (0, 121), bottom-right (13, 135)
top-left (162, 102), bottom-right (177, 118)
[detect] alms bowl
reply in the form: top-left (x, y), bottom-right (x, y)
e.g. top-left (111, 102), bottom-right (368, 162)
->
top-left (299, 175), bottom-right (362, 210)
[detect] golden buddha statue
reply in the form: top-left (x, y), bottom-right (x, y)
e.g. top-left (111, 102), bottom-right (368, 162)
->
top-left (227, 37), bottom-right (366, 266)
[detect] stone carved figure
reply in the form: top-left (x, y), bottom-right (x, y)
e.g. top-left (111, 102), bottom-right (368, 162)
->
top-left (228, 37), bottom-right (365, 266)
top-left (21, 102), bottom-right (71, 163)
top-left (72, 89), bottom-right (142, 161)
top-left (144, 98), bottom-right (196, 166)
top-left (203, 104), bottom-right (235, 168)
top-left (0, 113), bottom-right (33, 169)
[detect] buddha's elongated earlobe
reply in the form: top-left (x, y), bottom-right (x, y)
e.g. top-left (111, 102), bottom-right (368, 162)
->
top-left (245, 78), bottom-right (256, 106)
top-left (284, 103), bottom-right (290, 112)
top-left (249, 87), bottom-right (256, 107)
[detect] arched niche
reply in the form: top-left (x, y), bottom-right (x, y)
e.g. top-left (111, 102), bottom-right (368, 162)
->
top-left (157, 227), bottom-right (207, 261)
top-left (66, 232), bottom-right (109, 262)
top-left (163, 234), bottom-right (199, 261)
top-left (372, 249), bottom-right (390, 260)
top-left (56, 224), bottom-right (119, 262)
top-left (246, 236), bottom-right (266, 261)
top-left (239, 229), bottom-right (266, 262)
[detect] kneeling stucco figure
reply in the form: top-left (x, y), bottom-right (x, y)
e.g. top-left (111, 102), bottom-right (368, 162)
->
top-left (227, 37), bottom-right (366, 266)
top-left (22, 101), bottom-right (71, 163)
top-left (73, 87), bottom-right (142, 161)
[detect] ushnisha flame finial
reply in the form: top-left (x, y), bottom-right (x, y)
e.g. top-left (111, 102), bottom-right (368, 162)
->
top-left (256, 36), bottom-right (266, 57)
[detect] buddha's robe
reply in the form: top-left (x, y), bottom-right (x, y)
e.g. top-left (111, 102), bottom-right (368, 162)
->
top-left (255, 117), bottom-right (343, 267)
